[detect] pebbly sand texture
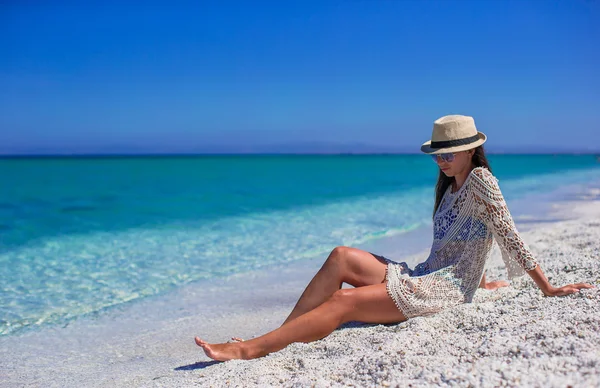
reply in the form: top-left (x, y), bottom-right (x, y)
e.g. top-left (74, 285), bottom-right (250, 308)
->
top-left (2, 192), bottom-right (600, 387)
top-left (194, 200), bottom-right (600, 388)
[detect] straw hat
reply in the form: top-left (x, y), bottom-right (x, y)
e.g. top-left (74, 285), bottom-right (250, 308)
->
top-left (420, 115), bottom-right (487, 154)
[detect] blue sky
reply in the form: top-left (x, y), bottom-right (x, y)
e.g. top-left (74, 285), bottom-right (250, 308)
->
top-left (1, 1), bottom-right (599, 154)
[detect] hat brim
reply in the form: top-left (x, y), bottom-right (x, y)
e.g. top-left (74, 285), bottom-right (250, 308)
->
top-left (420, 132), bottom-right (487, 154)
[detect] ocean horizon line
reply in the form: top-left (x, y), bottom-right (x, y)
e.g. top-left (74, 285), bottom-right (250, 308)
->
top-left (2, 151), bottom-right (600, 159)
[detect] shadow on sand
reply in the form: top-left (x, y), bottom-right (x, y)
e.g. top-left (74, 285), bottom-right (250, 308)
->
top-left (175, 360), bottom-right (221, 371)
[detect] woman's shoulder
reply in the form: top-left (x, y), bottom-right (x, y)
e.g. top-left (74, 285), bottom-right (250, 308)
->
top-left (468, 166), bottom-right (501, 192)
top-left (469, 166), bottom-right (496, 183)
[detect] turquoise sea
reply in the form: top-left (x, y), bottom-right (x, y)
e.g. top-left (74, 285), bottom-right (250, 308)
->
top-left (1, 154), bottom-right (599, 336)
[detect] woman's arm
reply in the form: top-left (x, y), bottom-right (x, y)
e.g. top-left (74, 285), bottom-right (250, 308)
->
top-left (527, 264), bottom-right (595, 296)
top-left (470, 168), bottom-right (537, 275)
top-left (470, 168), bottom-right (595, 295)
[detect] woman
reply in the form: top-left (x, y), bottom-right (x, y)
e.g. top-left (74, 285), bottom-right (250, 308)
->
top-left (195, 114), bottom-right (594, 361)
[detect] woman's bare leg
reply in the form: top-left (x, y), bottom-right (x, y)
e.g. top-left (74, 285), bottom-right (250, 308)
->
top-left (282, 246), bottom-right (387, 325)
top-left (195, 283), bottom-right (405, 361)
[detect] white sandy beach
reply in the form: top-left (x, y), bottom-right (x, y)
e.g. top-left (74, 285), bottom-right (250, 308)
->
top-left (2, 189), bottom-right (600, 388)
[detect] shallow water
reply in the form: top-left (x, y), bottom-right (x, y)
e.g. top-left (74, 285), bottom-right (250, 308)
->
top-left (1, 154), bottom-right (599, 336)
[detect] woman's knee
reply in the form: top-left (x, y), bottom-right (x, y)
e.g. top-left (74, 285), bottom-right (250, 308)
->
top-left (325, 246), bottom-right (385, 286)
top-left (326, 246), bottom-right (351, 266)
top-left (328, 288), bottom-right (355, 307)
top-left (327, 289), bottom-right (358, 320)
top-left (331, 245), bottom-right (351, 257)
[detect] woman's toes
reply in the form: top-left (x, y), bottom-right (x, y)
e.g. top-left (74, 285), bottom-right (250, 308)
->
top-left (194, 337), bottom-right (206, 346)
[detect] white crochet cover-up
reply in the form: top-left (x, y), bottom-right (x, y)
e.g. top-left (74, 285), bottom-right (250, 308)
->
top-left (384, 166), bottom-right (539, 319)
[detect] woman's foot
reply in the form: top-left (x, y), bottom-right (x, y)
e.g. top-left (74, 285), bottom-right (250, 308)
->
top-left (194, 337), bottom-right (248, 361)
top-left (482, 280), bottom-right (510, 290)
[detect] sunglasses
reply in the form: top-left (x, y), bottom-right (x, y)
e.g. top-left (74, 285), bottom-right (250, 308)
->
top-left (431, 153), bottom-right (456, 163)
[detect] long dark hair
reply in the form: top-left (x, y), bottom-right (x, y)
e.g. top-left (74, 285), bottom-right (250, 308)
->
top-left (433, 145), bottom-right (491, 217)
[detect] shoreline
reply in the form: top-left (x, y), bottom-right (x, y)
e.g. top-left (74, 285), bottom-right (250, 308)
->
top-left (2, 184), bottom-right (600, 387)
top-left (1, 165), bottom-right (599, 339)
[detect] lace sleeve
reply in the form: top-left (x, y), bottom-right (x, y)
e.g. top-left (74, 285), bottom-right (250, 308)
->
top-left (470, 167), bottom-right (538, 279)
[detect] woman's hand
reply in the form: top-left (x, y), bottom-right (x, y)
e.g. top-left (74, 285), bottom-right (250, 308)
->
top-left (527, 265), bottom-right (595, 297)
top-left (542, 283), bottom-right (595, 297)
